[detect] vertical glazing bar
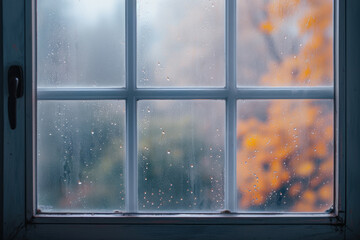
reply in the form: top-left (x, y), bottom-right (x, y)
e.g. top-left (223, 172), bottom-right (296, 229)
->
top-left (335, 0), bottom-right (346, 219)
top-left (226, 0), bottom-right (237, 212)
top-left (26, 0), bottom-right (36, 220)
top-left (126, 0), bottom-right (137, 213)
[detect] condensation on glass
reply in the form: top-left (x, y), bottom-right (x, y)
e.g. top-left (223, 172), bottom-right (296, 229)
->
top-left (138, 100), bottom-right (225, 212)
top-left (35, 0), bottom-right (335, 215)
top-left (37, 101), bottom-right (126, 212)
top-left (237, 100), bottom-right (334, 212)
top-left (37, 0), bottom-right (126, 87)
top-left (137, 0), bottom-right (225, 88)
top-left (237, 0), bottom-right (333, 86)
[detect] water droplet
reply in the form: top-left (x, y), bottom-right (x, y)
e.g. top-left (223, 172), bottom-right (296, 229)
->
top-left (157, 61), bottom-right (161, 66)
top-left (78, 181), bottom-right (82, 185)
top-left (190, 164), bottom-right (194, 168)
top-left (167, 150), bottom-right (171, 155)
top-left (284, 36), bottom-right (288, 40)
top-left (162, 130), bottom-right (165, 135)
top-left (91, 131), bottom-right (94, 135)
top-left (166, 76), bottom-right (170, 81)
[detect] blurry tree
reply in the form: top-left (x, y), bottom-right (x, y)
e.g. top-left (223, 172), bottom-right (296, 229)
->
top-left (37, 0), bottom-right (334, 213)
top-left (237, 0), bottom-right (334, 212)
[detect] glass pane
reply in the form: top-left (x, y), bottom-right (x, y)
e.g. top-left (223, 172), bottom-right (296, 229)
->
top-left (37, 101), bottom-right (126, 212)
top-left (138, 100), bottom-right (225, 212)
top-left (137, 0), bottom-right (225, 88)
top-left (37, 0), bottom-right (125, 87)
top-left (237, 0), bottom-right (333, 86)
top-left (237, 100), bottom-right (334, 212)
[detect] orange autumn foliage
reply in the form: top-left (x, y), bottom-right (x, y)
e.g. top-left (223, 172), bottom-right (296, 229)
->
top-left (260, 21), bottom-right (275, 34)
top-left (238, 0), bottom-right (334, 212)
top-left (261, 0), bottom-right (333, 86)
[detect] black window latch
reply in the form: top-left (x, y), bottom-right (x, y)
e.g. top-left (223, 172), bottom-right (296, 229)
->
top-left (8, 65), bottom-right (24, 130)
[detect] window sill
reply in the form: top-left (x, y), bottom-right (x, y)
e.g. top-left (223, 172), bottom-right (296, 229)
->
top-left (29, 212), bottom-right (344, 226)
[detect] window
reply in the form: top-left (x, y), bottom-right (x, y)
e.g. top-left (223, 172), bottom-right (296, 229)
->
top-left (3, 0), bottom-right (360, 239)
top-left (35, 0), bottom-right (335, 215)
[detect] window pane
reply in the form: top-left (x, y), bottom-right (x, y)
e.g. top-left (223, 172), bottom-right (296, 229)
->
top-left (237, 100), bottom-right (334, 212)
top-left (137, 0), bottom-right (225, 88)
top-left (138, 100), bottom-right (225, 211)
top-left (37, 0), bottom-right (125, 87)
top-left (237, 0), bottom-right (333, 86)
top-left (37, 101), bottom-right (126, 212)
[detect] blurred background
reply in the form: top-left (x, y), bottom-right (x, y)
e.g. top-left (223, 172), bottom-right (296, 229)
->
top-left (37, 0), bottom-right (334, 213)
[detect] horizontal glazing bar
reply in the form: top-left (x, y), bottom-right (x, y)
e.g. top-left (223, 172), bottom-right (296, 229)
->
top-left (37, 88), bottom-right (129, 100)
top-left (37, 87), bottom-right (334, 100)
top-left (236, 87), bottom-right (334, 99)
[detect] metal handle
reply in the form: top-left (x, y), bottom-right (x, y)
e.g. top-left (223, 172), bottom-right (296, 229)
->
top-left (8, 65), bottom-right (23, 130)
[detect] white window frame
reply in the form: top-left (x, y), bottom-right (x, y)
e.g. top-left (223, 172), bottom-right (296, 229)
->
top-left (35, 0), bottom-right (336, 215)
top-left (3, 0), bottom-right (359, 239)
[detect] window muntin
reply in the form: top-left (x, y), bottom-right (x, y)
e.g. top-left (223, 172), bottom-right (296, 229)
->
top-left (36, 0), bottom-right (334, 215)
